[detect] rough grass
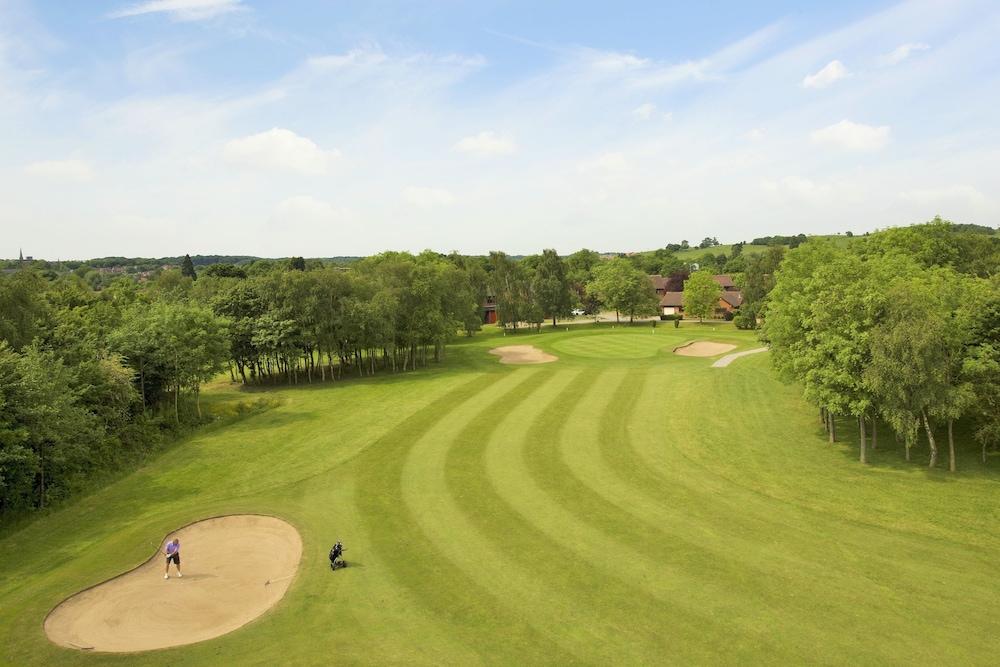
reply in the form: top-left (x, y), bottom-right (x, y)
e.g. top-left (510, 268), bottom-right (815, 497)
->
top-left (2, 323), bottom-right (1000, 665)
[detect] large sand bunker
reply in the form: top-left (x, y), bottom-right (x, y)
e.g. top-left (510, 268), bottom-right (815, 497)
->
top-left (673, 341), bottom-right (738, 357)
top-left (45, 514), bottom-right (302, 653)
top-left (489, 345), bottom-right (557, 365)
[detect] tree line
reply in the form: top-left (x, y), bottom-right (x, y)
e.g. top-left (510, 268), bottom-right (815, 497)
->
top-left (761, 218), bottom-right (1000, 470)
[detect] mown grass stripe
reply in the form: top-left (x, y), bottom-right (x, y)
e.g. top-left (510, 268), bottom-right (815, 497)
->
top-left (353, 368), bottom-right (584, 665)
top-left (399, 368), bottom-right (616, 662)
top-left (444, 369), bottom-right (722, 664)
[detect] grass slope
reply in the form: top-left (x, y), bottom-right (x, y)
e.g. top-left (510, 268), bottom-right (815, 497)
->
top-left (2, 323), bottom-right (1000, 665)
top-left (673, 244), bottom-right (772, 261)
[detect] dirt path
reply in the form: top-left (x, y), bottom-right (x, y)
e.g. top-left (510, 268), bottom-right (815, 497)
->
top-left (711, 347), bottom-right (768, 368)
top-left (489, 345), bottom-right (557, 364)
top-left (44, 514), bottom-right (302, 653)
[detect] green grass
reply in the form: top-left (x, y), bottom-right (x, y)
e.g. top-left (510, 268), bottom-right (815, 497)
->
top-left (2, 323), bottom-right (1000, 665)
top-left (673, 244), bottom-right (773, 261)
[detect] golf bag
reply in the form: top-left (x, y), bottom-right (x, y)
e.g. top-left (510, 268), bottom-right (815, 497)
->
top-left (329, 541), bottom-right (346, 570)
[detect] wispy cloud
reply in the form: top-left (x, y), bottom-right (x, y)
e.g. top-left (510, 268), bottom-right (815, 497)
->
top-left (454, 131), bottom-right (516, 157)
top-left (270, 195), bottom-right (348, 228)
top-left (881, 42), bottom-right (930, 66)
top-left (24, 159), bottom-right (95, 182)
top-left (108, 0), bottom-right (244, 22)
top-left (223, 128), bottom-right (337, 174)
top-left (802, 60), bottom-right (849, 88)
top-left (810, 120), bottom-right (890, 152)
top-left (402, 186), bottom-right (455, 208)
top-left (632, 103), bottom-right (656, 120)
top-left (897, 184), bottom-right (987, 207)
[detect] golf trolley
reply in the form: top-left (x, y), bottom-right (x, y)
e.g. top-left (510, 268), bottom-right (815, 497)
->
top-left (329, 541), bottom-right (347, 570)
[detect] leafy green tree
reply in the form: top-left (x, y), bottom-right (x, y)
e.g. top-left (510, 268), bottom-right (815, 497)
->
top-left (0, 344), bottom-right (99, 511)
top-left (489, 252), bottom-right (530, 330)
top-left (0, 271), bottom-right (48, 350)
top-left (180, 254), bottom-right (197, 280)
top-left (587, 257), bottom-right (658, 323)
top-left (532, 249), bottom-right (573, 327)
top-left (964, 295), bottom-right (1000, 462)
top-left (682, 271), bottom-right (721, 322)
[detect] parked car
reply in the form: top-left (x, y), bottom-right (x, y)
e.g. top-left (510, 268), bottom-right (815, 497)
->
top-left (571, 308), bottom-right (586, 316)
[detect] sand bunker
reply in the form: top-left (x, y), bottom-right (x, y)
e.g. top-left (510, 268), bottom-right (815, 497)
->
top-left (673, 341), bottom-right (738, 357)
top-left (489, 345), bottom-right (557, 365)
top-left (45, 514), bottom-right (302, 653)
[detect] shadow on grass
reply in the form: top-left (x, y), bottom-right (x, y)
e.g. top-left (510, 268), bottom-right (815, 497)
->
top-left (824, 417), bottom-right (1000, 480)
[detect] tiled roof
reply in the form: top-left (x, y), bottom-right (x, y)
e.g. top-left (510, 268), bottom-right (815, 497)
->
top-left (659, 291), bottom-right (684, 307)
top-left (720, 291), bottom-right (744, 307)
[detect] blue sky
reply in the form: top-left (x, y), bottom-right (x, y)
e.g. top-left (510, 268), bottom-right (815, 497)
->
top-left (2, 0), bottom-right (998, 258)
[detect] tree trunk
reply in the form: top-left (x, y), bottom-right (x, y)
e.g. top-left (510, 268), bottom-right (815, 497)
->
top-left (871, 418), bottom-right (877, 450)
top-left (948, 418), bottom-right (956, 473)
top-left (922, 409), bottom-right (937, 468)
top-left (616, 310), bottom-right (620, 324)
top-left (983, 442), bottom-right (988, 464)
top-left (552, 315), bottom-right (557, 327)
top-left (828, 413), bottom-right (836, 443)
top-left (859, 416), bottom-right (867, 464)
top-left (196, 386), bottom-right (202, 420)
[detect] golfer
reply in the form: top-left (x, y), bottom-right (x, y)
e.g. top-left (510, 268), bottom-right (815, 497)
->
top-left (164, 538), bottom-right (182, 579)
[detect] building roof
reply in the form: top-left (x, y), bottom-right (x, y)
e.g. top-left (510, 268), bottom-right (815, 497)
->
top-left (659, 291), bottom-right (684, 307)
top-left (712, 274), bottom-right (735, 289)
top-left (649, 275), bottom-right (669, 291)
top-left (720, 291), bottom-right (744, 307)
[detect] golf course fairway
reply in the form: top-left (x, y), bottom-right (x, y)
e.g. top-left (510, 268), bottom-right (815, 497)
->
top-left (2, 324), bottom-right (999, 665)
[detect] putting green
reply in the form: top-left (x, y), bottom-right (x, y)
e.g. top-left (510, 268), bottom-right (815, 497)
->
top-left (2, 325), bottom-right (1000, 665)
top-left (551, 332), bottom-right (669, 358)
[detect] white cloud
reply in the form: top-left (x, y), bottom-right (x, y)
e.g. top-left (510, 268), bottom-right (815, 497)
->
top-left (269, 196), bottom-right (347, 228)
top-left (760, 176), bottom-right (834, 204)
top-left (454, 131), bottom-right (516, 157)
top-left (897, 184), bottom-right (988, 207)
top-left (24, 159), bottom-right (95, 182)
top-left (223, 128), bottom-right (337, 174)
top-left (108, 0), bottom-right (244, 21)
top-left (810, 119), bottom-right (890, 152)
top-left (305, 48), bottom-right (390, 72)
top-left (882, 42), bottom-right (931, 66)
top-left (402, 186), bottom-right (455, 208)
top-left (632, 103), bottom-right (656, 120)
top-left (802, 60), bottom-right (849, 88)
top-left (577, 152), bottom-right (629, 174)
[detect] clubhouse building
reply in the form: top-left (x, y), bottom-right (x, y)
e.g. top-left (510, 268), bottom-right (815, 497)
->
top-left (651, 273), bottom-right (743, 318)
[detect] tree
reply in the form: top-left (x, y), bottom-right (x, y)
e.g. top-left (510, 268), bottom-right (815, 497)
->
top-left (489, 252), bottom-right (530, 330)
top-left (180, 254), bottom-right (197, 280)
top-left (683, 271), bottom-right (721, 322)
top-left (0, 270), bottom-right (48, 350)
top-left (532, 249), bottom-right (573, 327)
top-left (289, 257), bottom-right (306, 271)
top-left (587, 258), bottom-right (658, 323)
top-left (965, 295), bottom-right (1000, 462)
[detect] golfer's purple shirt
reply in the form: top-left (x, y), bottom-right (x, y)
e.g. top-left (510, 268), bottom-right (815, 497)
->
top-left (166, 541), bottom-right (179, 555)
